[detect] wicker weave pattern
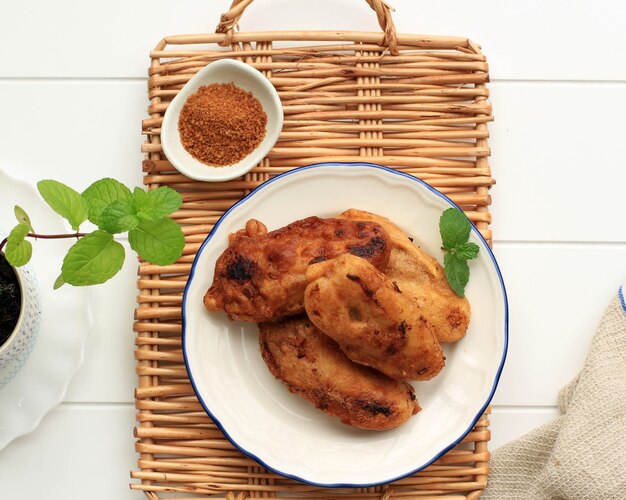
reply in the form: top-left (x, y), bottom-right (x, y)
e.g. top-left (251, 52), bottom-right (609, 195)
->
top-left (132, 2), bottom-right (494, 498)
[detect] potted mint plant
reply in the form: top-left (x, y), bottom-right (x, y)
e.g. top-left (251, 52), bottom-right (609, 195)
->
top-left (0, 177), bottom-right (185, 368)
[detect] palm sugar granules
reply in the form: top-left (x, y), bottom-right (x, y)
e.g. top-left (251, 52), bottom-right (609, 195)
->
top-left (178, 82), bottom-right (267, 166)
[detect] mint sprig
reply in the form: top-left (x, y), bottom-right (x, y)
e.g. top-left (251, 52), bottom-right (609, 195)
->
top-left (0, 179), bottom-right (184, 289)
top-left (439, 208), bottom-right (480, 297)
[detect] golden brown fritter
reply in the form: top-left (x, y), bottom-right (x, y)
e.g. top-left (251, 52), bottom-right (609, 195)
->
top-left (259, 316), bottom-right (420, 430)
top-left (304, 254), bottom-right (445, 381)
top-left (204, 216), bottom-right (390, 322)
top-left (339, 209), bottom-right (471, 343)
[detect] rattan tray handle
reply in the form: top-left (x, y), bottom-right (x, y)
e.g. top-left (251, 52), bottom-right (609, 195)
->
top-left (216, 0), bottom-right (399, 54)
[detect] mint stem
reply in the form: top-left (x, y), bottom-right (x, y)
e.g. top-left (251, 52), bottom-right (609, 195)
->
top-left (27, 232), bottom-right (88, 240)
top-left (0, 232), bottom-right (88, 255)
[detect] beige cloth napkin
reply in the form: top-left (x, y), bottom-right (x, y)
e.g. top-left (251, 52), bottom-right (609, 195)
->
top-left (483, 287), bottom-right (626, 500)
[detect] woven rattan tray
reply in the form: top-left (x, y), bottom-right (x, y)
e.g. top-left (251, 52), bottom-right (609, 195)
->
top-left (131, 1), bottom-right (494, 497)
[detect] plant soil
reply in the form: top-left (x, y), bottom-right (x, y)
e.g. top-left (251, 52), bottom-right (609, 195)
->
top-left (0, 253), bottom-right (21, 346)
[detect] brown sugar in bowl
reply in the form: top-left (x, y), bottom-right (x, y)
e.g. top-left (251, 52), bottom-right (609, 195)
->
top-left (161, 59), bottom-right (283, 182)
top-left (178, 83), bottom-right (267, 167)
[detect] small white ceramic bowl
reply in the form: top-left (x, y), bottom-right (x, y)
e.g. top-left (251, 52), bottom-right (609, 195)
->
top-left (161, 59), bottom-right (283, 182)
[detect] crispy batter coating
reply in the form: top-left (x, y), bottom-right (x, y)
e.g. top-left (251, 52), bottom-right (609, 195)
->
top-left (339, 209), bottom-right (471, 343)
top-left (259, 316), bottom-right (420, 430)
top-left (204, 217), bottom-right (390, 322)
top-left (304, 254), bottom-right (445, 381)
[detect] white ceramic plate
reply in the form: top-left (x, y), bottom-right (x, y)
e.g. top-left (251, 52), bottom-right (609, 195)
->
top-left (183, 163), bottom-right (508, 487)
top-left (0, 170), bottom-right (93, 450)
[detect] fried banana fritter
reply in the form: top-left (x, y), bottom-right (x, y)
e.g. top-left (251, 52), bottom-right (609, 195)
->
top-left (339, 209), bottom-right (471, 343)
top-left (204, 216), bottom-right (390, 322)
top-left (259, 316), bottom-right (420, 430)
top-left (304, 254), bottom-right (445, 381)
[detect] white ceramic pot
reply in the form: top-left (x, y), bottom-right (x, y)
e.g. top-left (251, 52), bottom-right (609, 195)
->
top-left (0, 260), bottom-right (42, 374)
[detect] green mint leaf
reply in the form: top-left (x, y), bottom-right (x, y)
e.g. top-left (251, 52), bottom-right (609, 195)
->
top-left (454, 242), bottom-right (480, 261)
top-left (61, 230), bottom-right (125, 286)
top-left (7, 223), bottom-right (29, 242)
top-left (133, 187), bottom-right (147, 203)
top-left (6, 238), bottom-right (33, 267)
top-left (439, 208), bottom-right (471, 250)
top-left (99, 200), bottom-right (140, 233)
top-left (38, 180), bottom-right (88, 231)
top-left (5, 224), bottom-right (33, 267)
top-left (128, 218), bottom-right (185, 266)
top-left (134, 186), bottom-right (182, 221)
top-left (443, 253), bottom-right (470, 297)
top-left (53, 274), bottom-right (66, 290)
top-left (82, 178), bottom-right (132, 227)
top-left (14, 205), bottom-right (34, 232)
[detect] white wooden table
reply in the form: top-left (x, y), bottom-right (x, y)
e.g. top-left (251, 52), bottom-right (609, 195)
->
top-left (1, 1), bottom-right (625, 498)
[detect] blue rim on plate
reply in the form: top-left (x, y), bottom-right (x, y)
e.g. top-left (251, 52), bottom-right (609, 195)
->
top-left (182, 161), bottom-right (509, 488)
